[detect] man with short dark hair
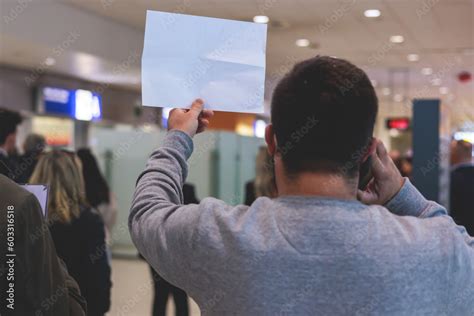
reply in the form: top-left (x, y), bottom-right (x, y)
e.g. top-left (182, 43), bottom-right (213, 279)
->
top-left (0, 109), bottom-right (23, 180)
top-left (130, 56), bottom-right (474, 315)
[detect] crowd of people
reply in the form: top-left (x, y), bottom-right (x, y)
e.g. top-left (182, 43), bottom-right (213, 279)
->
top-left (0, 109), bottom-right (114, 315)
top-left (0, 108), bottom-right (201, 316)
top-left (0, 55), bottom-right (473, 315)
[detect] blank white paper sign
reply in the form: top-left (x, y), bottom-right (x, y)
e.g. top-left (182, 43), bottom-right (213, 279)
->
top-left (21, 184), bottom-right (48, 217)
top-left (142, 10), bottom-right (267, 113)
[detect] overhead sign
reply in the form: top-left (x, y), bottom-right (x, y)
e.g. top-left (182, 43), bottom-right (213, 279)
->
top-left (39, 86), bottom-right (102, 121)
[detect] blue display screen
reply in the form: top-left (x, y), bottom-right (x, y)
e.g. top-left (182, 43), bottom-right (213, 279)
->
top-left (41, 87), bottom-right (102, 121)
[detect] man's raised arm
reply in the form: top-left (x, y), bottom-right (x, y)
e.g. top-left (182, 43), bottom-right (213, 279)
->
top-left (129, 99), bottom-right (214, 284)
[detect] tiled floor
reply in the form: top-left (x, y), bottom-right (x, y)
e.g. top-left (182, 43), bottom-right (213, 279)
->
top-left (108, 258), bottom-right (200, 316)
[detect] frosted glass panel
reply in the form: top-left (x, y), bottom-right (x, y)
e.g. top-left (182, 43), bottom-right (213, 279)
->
top-left (238, 136), bottom-right (266, 204)
top-left (212, 133), bottom-right (265, 205)
top-left (216, 132), bottom-right (240, 204)
top-left (89, 125), bottom-right (163, 251)
top-left (187, 131), bottom-right (219, 200)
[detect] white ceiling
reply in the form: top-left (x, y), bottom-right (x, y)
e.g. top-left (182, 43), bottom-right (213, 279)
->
top-left (1, 0), bottom-right (473, 126)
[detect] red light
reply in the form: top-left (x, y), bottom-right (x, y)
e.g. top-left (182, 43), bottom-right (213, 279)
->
top-left (458, 71), bottom-right (472, 83)
top-left (386, 118), bottom-right (410, 130)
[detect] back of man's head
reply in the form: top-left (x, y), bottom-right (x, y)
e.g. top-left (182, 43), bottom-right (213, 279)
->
top-left (271, 56), bottom-right (378, 177)
top-left (0, 109), bottom-right (23, 147)
top-left (451, 140), bottom-right (473, 165)
top-left (23, 133), bottom-right (47, 155)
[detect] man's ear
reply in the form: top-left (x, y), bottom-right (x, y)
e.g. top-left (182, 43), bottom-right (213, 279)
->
top-left (5, 133), bottom-right (16, 152)
top-left (265, 124), bottom-right (277, 156)
top-left (361, 137), bottom-right (377, 162)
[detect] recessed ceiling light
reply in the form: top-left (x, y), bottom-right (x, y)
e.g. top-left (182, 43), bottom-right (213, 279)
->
top-left (253, 15), bottom-right (269, 24)
top-left (439, 87), bottom-right (449, 94)
top-left (421, 67), bottom-right (433, 75)
top-left (295, 38), bottom-right (310, 47)
top-left (393, 94), bottom-right (404, 102)
top-left (45, 57), bottom-right (56, 66)
top-left (407, 54), bottom-right (419, 62)
top-left (364, 9), bottom-right (381, 18)
top-left (382, 87), bottom-right (391, 96)
top-left (390, 35), bottom-right (404, 44)
top-left (431, 78), bottom-right (442, 86)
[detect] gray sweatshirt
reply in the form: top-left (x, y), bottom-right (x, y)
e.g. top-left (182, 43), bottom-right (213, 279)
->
top-left (129, 130), bottom-right (474, 316)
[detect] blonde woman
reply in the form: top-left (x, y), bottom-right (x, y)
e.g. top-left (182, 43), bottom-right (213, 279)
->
top-left (244, 146), bottom-right (277, 205)
top-left (30, 150), bottom-right (111, 316)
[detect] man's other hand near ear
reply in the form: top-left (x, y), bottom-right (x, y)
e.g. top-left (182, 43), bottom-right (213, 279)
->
top-left (357, 139), bottom-right (405, 205)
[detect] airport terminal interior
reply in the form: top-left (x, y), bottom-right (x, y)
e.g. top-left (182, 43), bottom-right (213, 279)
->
top-left (0, 0), bottom-right (473, 315)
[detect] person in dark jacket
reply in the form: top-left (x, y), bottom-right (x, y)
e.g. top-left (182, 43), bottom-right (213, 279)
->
top-left (0, 174), bottom-right (87, 315)
top-left (30, 150), bottom-right (112, 316)
top-left (450, 139), bottom-right (474, 235)
top-left (0, 109), bottom-right (23, 181)
top-left (77, 148), bottom-right (117, 249)
top-left (146, 183), bottom-right (198, 316)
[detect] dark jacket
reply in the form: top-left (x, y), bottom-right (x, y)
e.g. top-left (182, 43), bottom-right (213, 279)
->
top-left (50, 207), bottom-right (112, 316)
top-left (0, 174), bottom-right (87, 315)
top-left (244, 181), bottom-right (256, 206)
top-left (14, 152), bottom-right (41, 184)
top-left (450, 164), bottom-right (474, 236)
top-left (0, 153), bottom-right (14, 181)
top-left (183, 183), bottom-right (199, 204)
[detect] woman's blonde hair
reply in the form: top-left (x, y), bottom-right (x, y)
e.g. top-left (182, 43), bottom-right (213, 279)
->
top-left (254, 146), bottom-right (277, 198)
top-left (30, 150), bottom-right (86, 223)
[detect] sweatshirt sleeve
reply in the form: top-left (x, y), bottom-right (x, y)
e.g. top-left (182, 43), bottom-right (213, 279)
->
top-left (385, 178), bottom-right (445, 218)
top-left (385, 178), bottom-right (473, 244)
top-left (129, 130), bottom-right (211, 287)
top-left (385, 178), bottom-right (474, 310)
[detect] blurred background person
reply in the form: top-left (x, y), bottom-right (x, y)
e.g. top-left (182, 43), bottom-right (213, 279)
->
top-left (15, 133), bottom-right (47, 184)
top-left (392, 153), bottom-right (413, 179)
top-left (244, 146), bottom-right (277, 205)
top-left (389, 150), bottom-right (401, 162)
top-left (399, 156), bottom-right (413, 178)
top-left (146, 183), bottom-right (198, 316)
top-left (0, 173), bottom-right (87, 315)
top-left (30, 150), bottom-right (112, 316)
top-left (0, 109), bottom-right (23, 181)
top-left (450, 139), bottom-right (474, 235)
top-left (77, 148), bottom-right (117, 250)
